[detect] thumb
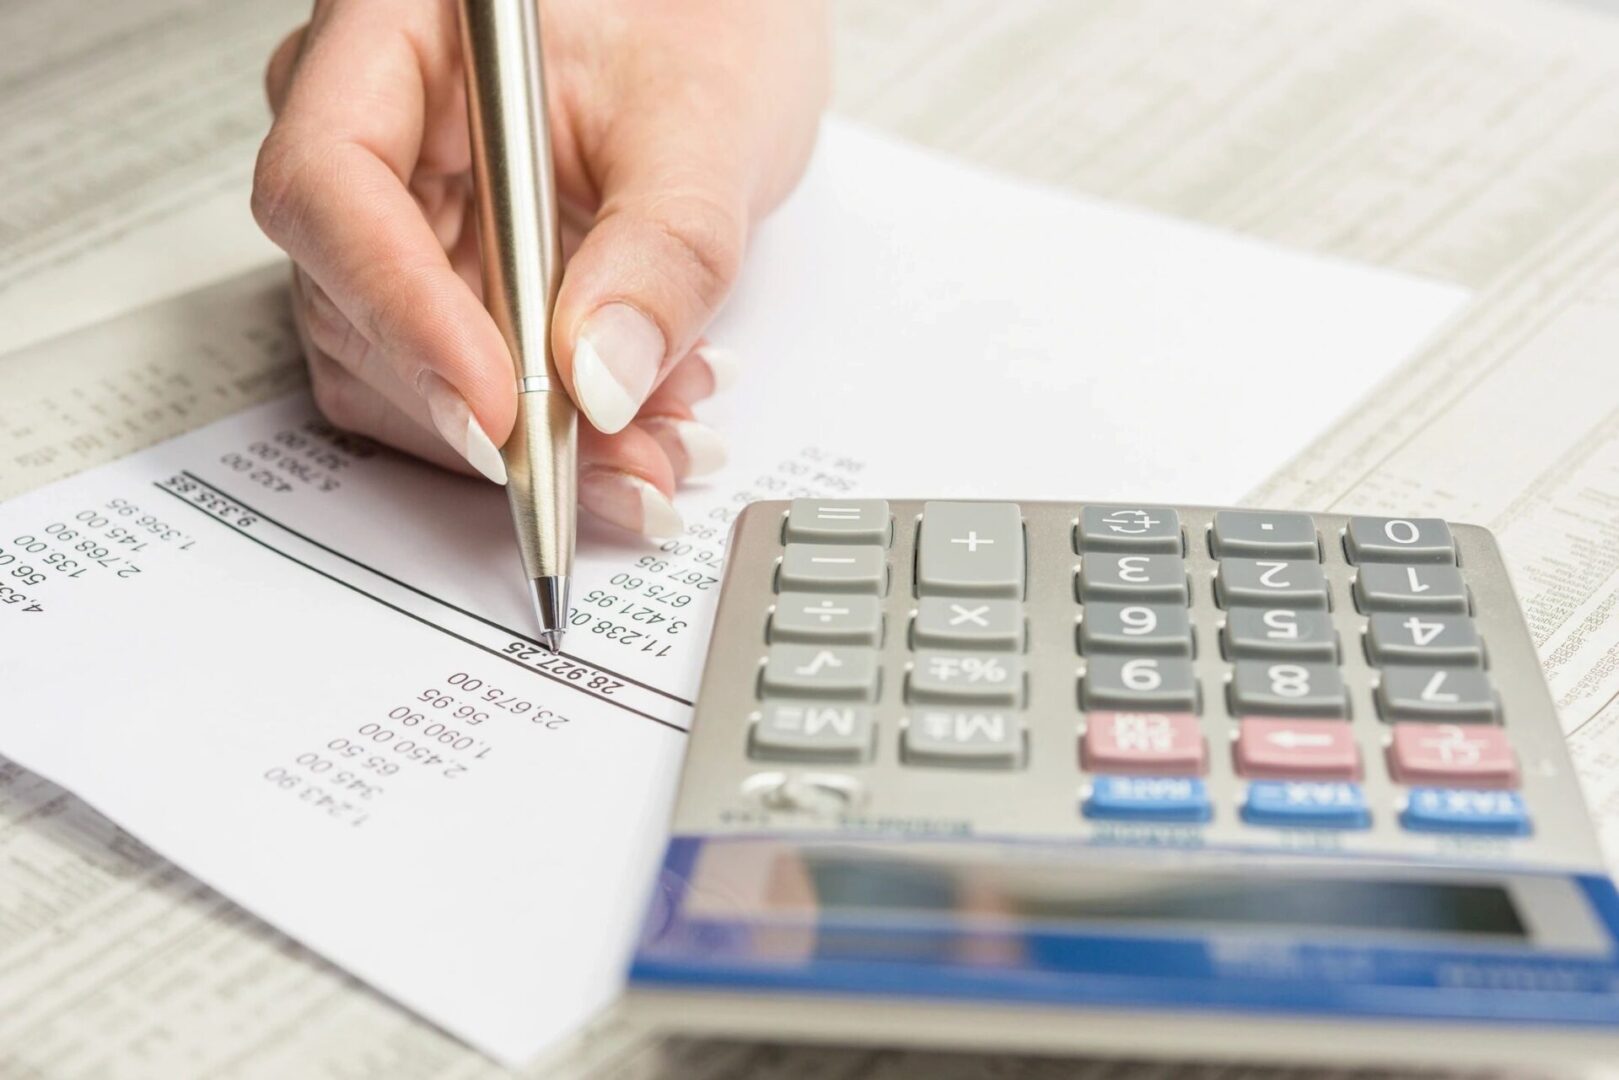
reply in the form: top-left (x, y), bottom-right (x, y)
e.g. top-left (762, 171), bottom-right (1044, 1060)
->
top-left (552, 133), bottom-right (749, 434)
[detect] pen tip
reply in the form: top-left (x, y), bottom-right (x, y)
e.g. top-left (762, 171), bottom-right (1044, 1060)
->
top-left (528, 575), bottom-right (570, 650)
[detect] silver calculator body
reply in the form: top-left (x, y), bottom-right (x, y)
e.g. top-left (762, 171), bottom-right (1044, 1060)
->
top-left (626, 501), bottom-right (1619, 1067)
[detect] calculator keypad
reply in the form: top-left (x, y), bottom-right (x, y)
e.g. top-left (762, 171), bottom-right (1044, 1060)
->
top-left (1077, 554), bottom-right (1189, 604)
top-left (779, 543), bottom-right (887, 594)
top-left (1229, 660), bottom-right (1347, 717)
top-left (909, 650), bottom-right (1024, 706)
top-left (1080, 602), bottom-right (1193, 656)
top-left (1085, 777), bottom-right (1211, 823)
top-left (1076, 506), bottom-right (1183, 554)
top-left (1234, 718), bottom-right (1360, 780)
top-left (1365, 612), bottom-right (1482, 666)
top-left (1242, 781), bottom-right (1370, 829)
top-left (760, 643), bottom-right (880, 700)
top-left (1081, 711), bottom-right (1205, 775)
top-left (913, 597), bottom-right (1023, 651)
top-left (903, 710), bottom-right (1025, 768)
top-left (916, 501), bottom-right (1025, 597)
top-left (1211, 510), bottom-right (1320, 560)
top-left (1354, 563), bottom-right (1469, 613)
top-left (771, 592), bottom-right (883, 646)
top-left (1377, 666), bottom-right (1498, 723)
top-left (1387, 723), bottom-right (1518, 787)
top-left (739, 499), bottom-right (1545, 845)
top-left (783, 498), bottom-right (892, 545)
top-left (1223, 608), bottom-right (1337, 661)
top-left (1083, 656), bottom-right (1198, 712)
top-left (752, 704), bottom-right (874, 762)
top-left (1345, 516), bottom-right (1455, 564)
top-left (1216, 558), bottom-right (1330, 609)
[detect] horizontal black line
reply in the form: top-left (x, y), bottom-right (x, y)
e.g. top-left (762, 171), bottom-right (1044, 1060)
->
top-left (154, 480), bottom-right (686, 734)
top-left (178, 470), bottom-right (692, 707)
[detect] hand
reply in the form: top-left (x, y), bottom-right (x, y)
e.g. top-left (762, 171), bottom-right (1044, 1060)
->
top-left (252, 0), bottom-right (829, 535)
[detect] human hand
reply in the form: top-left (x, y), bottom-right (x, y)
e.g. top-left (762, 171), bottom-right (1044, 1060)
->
top-left (252, 0), bottom-right (829, 534)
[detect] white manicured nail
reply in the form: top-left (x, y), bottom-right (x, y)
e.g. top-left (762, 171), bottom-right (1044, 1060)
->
top-left (572, 303), bottom-right (664, 433)
top-left (579, 468), bottom-right (684, 537)
top-left (418, 371), bottom-right (507, 484)
top-left (695, 344), bottom-right (740, 392)
top-left (644, 418), bottom-right (728, 478)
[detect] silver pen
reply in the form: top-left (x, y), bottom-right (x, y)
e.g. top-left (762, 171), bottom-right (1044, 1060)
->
top-left (457, 0), bottom-right (575, 650)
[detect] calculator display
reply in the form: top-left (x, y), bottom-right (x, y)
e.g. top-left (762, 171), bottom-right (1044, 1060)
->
top-left (795, 855), bottom-right (1530, 940)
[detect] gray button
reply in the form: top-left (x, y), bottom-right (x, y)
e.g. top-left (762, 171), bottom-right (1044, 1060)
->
top-left (1211, 511), bottom-right (1320, 560)
top-left (1082, 656), bottom-right (1198, 711)
top-left (751, 704), bottom-right (874, 762)
top-left (1216, 558), bottom-right (1330, 610)
top-left (1345, 517), bottom-right (1455, 565)
top-left (1354, 564), bottom-right (1469, 613)
top-left (771, 592), bottom-right (883, 646)
top-left (917, 501), bottom-right (1025, 598)
top-left (1229, 661), bottom-right (1347, 717)
top-left (778, 543), bottom-right (886, 595)
top-left (760, 644), bottom-right (879, 701)
top-left (908, 650), bottom-right (1024, 706)
top-left (1080, 602), bottom-right (1193, 656)
top-left (784, 499), bottom-right (891, 546)
top-left (1222, 608), bottom-right (1337, 661)
top-left (1077, 554), bottom-right (1189, 604)
top-left (1377, 667), bottom-right (1498, 723)
top-left (1077, 506), bottom-right (1183, 554)
top-left (903, 710), bottom-right (1024, 769)
top-left (913, 597), bottom-right (1023, 652)
top-left (1365, 613), bottom-right (1483, 666)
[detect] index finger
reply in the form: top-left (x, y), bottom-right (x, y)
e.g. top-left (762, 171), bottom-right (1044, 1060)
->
top-left (251, 0), bottom-right (515, 443)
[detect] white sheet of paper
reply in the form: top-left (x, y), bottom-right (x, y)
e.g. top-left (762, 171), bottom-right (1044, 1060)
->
top-left (0, 121), bottom-right (1465, 1064)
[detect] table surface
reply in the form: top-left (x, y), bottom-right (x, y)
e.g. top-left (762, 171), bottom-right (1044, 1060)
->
top-left (5, 2), bottom-right (1619, 1078)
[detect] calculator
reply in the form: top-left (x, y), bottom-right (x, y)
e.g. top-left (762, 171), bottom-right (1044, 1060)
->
top-left (626, 501), bottom-right (1619, 1067)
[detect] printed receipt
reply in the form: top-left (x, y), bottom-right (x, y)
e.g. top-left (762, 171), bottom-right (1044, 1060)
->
top-left (0, 396), bottom-right (874, 1062)
top-left (0, 123), bottom-right (1466, 1064)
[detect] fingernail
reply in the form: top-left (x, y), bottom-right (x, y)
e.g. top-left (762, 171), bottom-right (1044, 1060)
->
top-left (643, 418), bottom-right (728, 479)
top-left (417, 371), bottom-right (507, 484)
top-left (579, 467), bottom-right (684, 538)
top-left (695, 344), bottom-right (740, 393)
top-left (573, 303), bottom-right (665, 434)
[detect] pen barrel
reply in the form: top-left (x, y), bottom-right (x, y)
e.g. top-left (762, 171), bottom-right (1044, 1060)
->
top-left (457, 0), bottom-right (575, 581)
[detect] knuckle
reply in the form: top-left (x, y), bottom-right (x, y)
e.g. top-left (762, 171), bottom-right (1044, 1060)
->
top-left (649, 195), bottom-right (745, 305)
top-left (250, 134), bottom-right (305, 241)
top-left (361, 262), bottom-right (435, 363)
top-left (252, 137), bottom-right (344, 245)
top-left (307, 362), bottom-right (358, 430)
top-left (302, 286), bottom-right (376, 378)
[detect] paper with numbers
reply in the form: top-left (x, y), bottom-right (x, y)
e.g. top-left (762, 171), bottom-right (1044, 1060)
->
top-left (0, 121), bottom-right (1462, 1063)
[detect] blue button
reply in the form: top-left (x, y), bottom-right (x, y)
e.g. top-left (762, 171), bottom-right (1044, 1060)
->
top-left (1084, 777), bottom-right (1211, 823)
top-left (1401, 788), bottom-right (1531, 835)
top-left (1242, 781), bottom-right (1370, 829)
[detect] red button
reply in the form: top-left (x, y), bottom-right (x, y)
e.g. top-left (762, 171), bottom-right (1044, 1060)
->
top-left (1389, 723), bottom-right (1518, 788)
top-left (1082, 712), bottom-right (1206, 775)
top-left (1235, 718), bottom-right (1361, 780)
